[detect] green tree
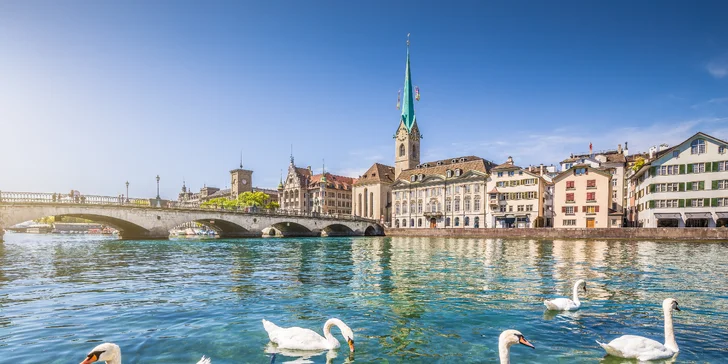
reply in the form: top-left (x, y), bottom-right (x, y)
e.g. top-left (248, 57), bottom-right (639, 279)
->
top-left (265, 201), bottom-right (280, 210)
top-left (631, 157), bottom-right (645, 172)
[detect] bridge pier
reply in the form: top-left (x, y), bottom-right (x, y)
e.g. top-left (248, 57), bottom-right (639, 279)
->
top-left (118, 228), bottom-right (170, 240)
top-left (0, 228), bottom-right (4, 242)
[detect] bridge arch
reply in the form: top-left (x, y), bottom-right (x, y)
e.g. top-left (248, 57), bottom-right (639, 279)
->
top-left (0, 209), bottom-right (152, 240)
top-left (171, 218), bottom-right (254, 238)
top-left (321, 223), bottom-right (355, 237)
top-left (269, 221), bottom-right (316, 237)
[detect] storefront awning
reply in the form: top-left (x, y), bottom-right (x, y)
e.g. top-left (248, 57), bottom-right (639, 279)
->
top-left (685, 212), bottom-right (712, 219)
top-left (654, 213), bottom-right (682, 219)
top-left (716, 212), bottom-right (728, 219)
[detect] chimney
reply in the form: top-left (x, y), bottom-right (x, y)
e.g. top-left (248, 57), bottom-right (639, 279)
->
top-left (540, 163), bottom-right (544, 174)
top-left (506, 156), bottom-right (514, 165)
top-left (617, 144), bottom-right (622, 154)
top-left (649, 145), bottom-right (657, 159)
top-left (624, 141), bottom-right (629, 156)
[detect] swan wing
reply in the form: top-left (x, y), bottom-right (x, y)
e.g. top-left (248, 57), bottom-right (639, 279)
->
top-left (196, 356), bottom-right (211, 364)
top-left (262, 320), bottom-right (330, 351)
top-left (544, 298), bottom-right (578, 311)
top-left (598, 335), bottom-right (674, 361)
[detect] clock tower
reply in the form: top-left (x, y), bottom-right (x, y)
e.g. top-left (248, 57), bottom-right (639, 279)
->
top-left (230, 156), bottom-right (253, 198)
top-left (394, 37), bottom-right (421, 178)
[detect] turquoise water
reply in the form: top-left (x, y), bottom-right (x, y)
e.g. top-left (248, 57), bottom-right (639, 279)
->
top-left (1, 234), bottom-right (727, 363)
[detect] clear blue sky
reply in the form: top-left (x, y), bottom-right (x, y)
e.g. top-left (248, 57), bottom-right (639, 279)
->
top-left (1, 1), bottom-right (727, 199)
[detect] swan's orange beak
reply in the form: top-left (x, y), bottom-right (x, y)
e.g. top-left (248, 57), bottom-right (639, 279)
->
top-left (347, 338), bottom-right (355, 352)
top-left (519, 336), bottom-right (535, 349)
top-left (80, 353), bottom-right (97, 364)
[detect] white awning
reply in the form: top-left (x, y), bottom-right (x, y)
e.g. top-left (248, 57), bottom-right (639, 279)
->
top-left (654, 213), bottom-right (681, 219)
top-left (685, 212), bottom-right (712, 219)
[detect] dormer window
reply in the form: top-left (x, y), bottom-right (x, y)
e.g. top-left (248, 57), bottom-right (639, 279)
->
top-left (446, 170), bottom-right (453, 178)
top-left (455, 169), bottom-right (462, 177)
top-left (451, 159), bottom-right (457, 163)
top-left (437, 161), bottom-right (443, 166)
top-left (691, 139), bottom-right (706, 154)
top-left (411, 175), bottom-right (416, 182)
top-left (419, 174), bottom-right (425, 181)
top-left (459, 158), bottom-right (466, 162)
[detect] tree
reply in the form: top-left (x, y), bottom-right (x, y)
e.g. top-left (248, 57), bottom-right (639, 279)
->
top-left (631, 157), bottom-right (645, 172)
top-left (265, 201), bottom-right (280, 210)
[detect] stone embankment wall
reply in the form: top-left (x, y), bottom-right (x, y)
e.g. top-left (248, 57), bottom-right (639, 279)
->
top-left (384, 228), bottom-right (728, 241)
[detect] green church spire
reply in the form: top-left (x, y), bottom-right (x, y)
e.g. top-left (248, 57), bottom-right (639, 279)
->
top-left (401, 35), bottom-right (416, 132)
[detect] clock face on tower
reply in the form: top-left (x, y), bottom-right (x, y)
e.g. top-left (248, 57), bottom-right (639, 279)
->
top-left (241, 179), bottom-right (248, 185)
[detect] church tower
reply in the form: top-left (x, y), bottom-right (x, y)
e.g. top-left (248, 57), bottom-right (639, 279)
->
top-left (394, 36), bottom-right (421, 178)
top-left (230, 152), bottom-right (253, 198)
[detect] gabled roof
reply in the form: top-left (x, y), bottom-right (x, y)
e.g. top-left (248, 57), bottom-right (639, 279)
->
top-left (492, 162), bottom-right (521, 171)
top-left (397, 156), bottom-right (494, 181)
top-left (355, 163), bottom-right (396, 186)
top-left (631, 132), bottom-right (728, 179)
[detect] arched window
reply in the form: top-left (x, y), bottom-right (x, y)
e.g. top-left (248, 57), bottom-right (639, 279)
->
top-left (395, 202), bottom-right (401, 215)
top-left (363, 188), bottom-right (368, 217)
top-left (474, 217), bottom-right (480, 228)
top-left (395, 219), bottom-right (400, 228)
top-left (454, 197), bottom-right (461, 212)
top-left (464, 197), bottom-right (471, 212)
top-left (446, 170), bottom-right (453, 178)
top-left (358, 193), bottom-right (362, 216)
top-left (445, 217), bottom-right (451, 226)
top-left (399, 143), bottom-right (406, 157)
top-left (464, 216), bottom-right (470, 226)
top-left (411, 175), bottom-right (416, 182)
top-left (446, 198), bottom-right (452, 212)
top-left (474, 196), bottom-right (481, 212)
top-left (455, 217), bottom-right (460, 226)
top-left (370, 192), bottom-right (374, 217)
top-left (412, 144), bottom-right (417, 157)
top-left (691, 138), bottom-right (706, 154)
top-left (417, 218), bottom-right (422, 227)
top-left (417, 200), bottom-right (423, 213)
top-left (410, 218), bottom-right (415, 227)
top-left (402, 219), bottom-right (407, 227)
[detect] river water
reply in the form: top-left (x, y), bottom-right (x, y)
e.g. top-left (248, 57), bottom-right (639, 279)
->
top-left (1, 233), bottom-right (727, 363)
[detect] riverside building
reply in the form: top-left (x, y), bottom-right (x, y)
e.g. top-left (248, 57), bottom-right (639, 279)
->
top-left (631, 132), bottom-right (728, 227)
top-left (553, 165), bottom-right (614, 228)
top-left (486, 157), bottom-right (547, 228)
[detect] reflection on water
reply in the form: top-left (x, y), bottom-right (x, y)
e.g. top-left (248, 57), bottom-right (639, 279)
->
top-left (1, 233), bottom-right (727, 363)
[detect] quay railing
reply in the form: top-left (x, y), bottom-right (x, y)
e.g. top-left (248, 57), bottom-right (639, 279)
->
top-left (0, 191), bottom-right (378, 223)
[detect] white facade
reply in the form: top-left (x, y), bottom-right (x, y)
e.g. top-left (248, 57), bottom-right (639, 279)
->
top-left (633, 133), bottom-right (728, 227)
top-left (486, 158), bottom-right (546, 228)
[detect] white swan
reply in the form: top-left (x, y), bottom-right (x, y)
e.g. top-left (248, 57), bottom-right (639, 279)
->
top-left (544, 279), bottom-right (586, 311)
top-left (79, 343), bottom-right (211, 364)
top-left (597, 298), bottom-right (681, 361)
top-left (262, 318), bottom-right (355, 352)
top-left (498, 329), bottom-right (535, 364)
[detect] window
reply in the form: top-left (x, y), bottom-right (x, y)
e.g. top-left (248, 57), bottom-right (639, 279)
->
top-left (454, 198), bottom-right (460, 212)
top-left (566, 193), bottom-right (575, 202)
top-left (586, 192), bottom-right (596, 201)
top-left (474, 197), bottom-right (481, 211)
top-left (410, 218), bottom-right (415, 227)
top-left (446, 170), bottom-right (453, 178)
top-left (395, 203), bottom-right (401, 214)
top-left (446, 198), bottom-right (452, 212)
top-left (526, 204), bottom-right (533, 212)
top-left (720, 146), bottom-right (726, 154)
top-left (673, 150), bottom-right (680, 158)
top-left (445, 217), bottom-right (451, 226)
top-left (399, 143), bottom-right (406, 157)
top-left (455, 169), bottom-right (462, 177)
top-left (563, 219), bottom-right (576, 226)
top-left (690, 181), bottom-right (700, 190)
top-left (418, 218), bottom-right (422, 227)
top-left (612, 179), bottom-right (617, 186)
top-left (497, 172), bottom-right (503, 177)
top-left (497, 181), bottom-right (505, 187)
top-left (517, 205), bottom-right (524, 212)
top-left (418, 200), bottom-right (423, 213)
top-left (718, 180), bottom-right (728, 189)
top-left (718, 198), bottom-right (728, 207)
top-left (410, 175), bottom-right (416, 182)
top-left (464, 197), bottom-right (471, 211)
top-left (474, 184), bottom-right (480, 193)
top-left (454, 217), bottom-right (460, 226)
top-left (499, 206), bottom-right (506, 212)
top-left (690, 199), bottom-right (704, 207)
top-left (718, 161), bottom-right (728, 171)
top-left (691, 138), bottom-right (706, 154)
top-left (586, 206), bottom-right (596, 214)
top-left (401, 219), bottom-right (406, 227)
top-left (410, 202), bottom-right (415, 214)
top-left (587, 179), bottom-right (596, 188)
top-left (528, 191), bottom-right (536, 199)
top-left (465, 184), bottom-right (471, 193)
top-left (692, 163), bottom-right (705, 173)
top-left (474, 217), bottom-right (480, 227)
top-left (612, 191), bottom-right (617, 199)
top-left (402, 202), bottom-right (408, 213)
top-left (564, 163), bottom-right (573, 170)
top-left (575, 168), bottom-right (587, 175)
top-left (447, 186), bottom-right (452, 195)
top-left (418, 190), bottom-right (424, 198)
top-left (566, 181), bottom-right (575, 189)
top-left (508, 171), bottom-right (515, 176)
top-left (508, 205), bottom-right (513, 212)
top-left (564, 206), bottom-right (575, 215)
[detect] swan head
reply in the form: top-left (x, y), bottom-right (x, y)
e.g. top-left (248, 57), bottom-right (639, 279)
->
top-left (499, 329), bottom-right (535, 350)
top-left (576, 279), bottom-right (587, 292)
top-left (80, 343), bottom-right (120, 364)
top-left (663, 298), bottom-right (680, 312)
top-left (341, 324), bottom-right (355, 353)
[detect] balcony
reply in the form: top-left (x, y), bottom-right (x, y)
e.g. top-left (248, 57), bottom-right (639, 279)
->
top-left (423, 210), bottom-right (444, 218)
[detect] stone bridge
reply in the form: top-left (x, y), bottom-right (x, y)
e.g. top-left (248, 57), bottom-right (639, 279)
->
top-left (0, 192), bottom-right (384, 240)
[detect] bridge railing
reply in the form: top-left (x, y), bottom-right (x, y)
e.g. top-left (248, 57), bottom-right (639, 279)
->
top-left (0, 191), bottom-right (378, 223)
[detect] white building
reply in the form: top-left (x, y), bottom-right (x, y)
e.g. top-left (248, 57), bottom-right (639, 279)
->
top-left (486, 157), bottom-right (547, 228)
top-left (631, 132), bottom-right (728, 227)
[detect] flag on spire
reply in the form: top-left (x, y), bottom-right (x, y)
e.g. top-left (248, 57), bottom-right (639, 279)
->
top-left (397, 89), bottom-right (401, 109)
top-left (415, 86), bottom-right (420, 101)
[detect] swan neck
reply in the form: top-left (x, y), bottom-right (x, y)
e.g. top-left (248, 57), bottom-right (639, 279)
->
top-left (323, 319), bottom-right (340, 348)
top-left (571, 283), bottom-right (581, 304)
top-left (663, 307), bottom-right (678, 352)
top-left (498, 340), bottom-right (510, 364)
top-left (109, 357), bottom-right (122, 364)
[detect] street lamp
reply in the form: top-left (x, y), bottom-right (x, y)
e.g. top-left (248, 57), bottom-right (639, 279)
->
top-left (125, 181), bottom-right (129, 203)
top-left (156, 175), bottom-right (160, 199)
